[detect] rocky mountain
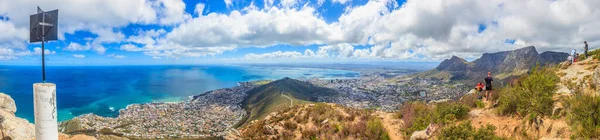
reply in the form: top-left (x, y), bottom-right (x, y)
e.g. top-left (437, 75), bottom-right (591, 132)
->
top-left (415, 46), bottom-right (569, 83)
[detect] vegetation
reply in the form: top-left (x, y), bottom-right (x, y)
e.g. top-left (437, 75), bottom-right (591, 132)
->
top-left (496, 65), bottom-right (559, 118)
top-left (433, 102), bottom-right (470, 124)
top-left (398, 101), bottom-right (470, 135)
top-left (241, 103), bottom-right (390, 140)
top-left (566, 93), bottom-right (600, 138)
top-left (438, 122), bottom-right (504, 140)
top-left (580, 48), bottom-right (600, 60)
top-left (398, 102), bottom-right (433, 135)
top-left (240, 78), bottom-right (338, 125)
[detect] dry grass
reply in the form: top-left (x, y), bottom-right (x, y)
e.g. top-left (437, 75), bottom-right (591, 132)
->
top-left (240, 103), bottom-right (390, 140)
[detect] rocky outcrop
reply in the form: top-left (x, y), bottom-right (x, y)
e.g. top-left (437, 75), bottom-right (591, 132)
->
top-left (0, 92), bottom-right (35, 140)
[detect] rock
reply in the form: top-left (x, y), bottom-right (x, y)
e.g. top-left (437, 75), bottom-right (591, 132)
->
top-left (428, 99), bottom-right (451, 104)
top-left (594, 67), bottom-right (600, 91)
top-left (0, 93), bottom-right (16, 113)
top-left (321, 119), bottom-right (329, 125)
top-left (410, 130), bottom-right (428, 140)
top-left (409, 123), bottom-right (439, 140)
top-left (0, 93), bottom-right (35, 140)
top-left (552, 102), bottom-right (564, 117)
top-left (560, 61), bottom-right (571, 69)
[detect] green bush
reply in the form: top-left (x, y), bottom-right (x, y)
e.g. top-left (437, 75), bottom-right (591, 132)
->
top-left (460, 92), bottom-right (480, 108)
top-left (366, 117), bottom-right (390, 140)
top-left (433, 102), bottom-right (470, 124)
top-left (566, 93), bottom-right (600, 138)
top-left (399, 101), bottom-right (470, 135)
top-left (399, 102), bottom-right (434, 135)
top-left (438, 122), bottom-right (504, 140)
top-left (497, 65), bottom-right (559, 118)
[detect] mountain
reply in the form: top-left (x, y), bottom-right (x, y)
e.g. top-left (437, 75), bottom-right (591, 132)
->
top-left (239, 77), bottom-right (338, 126)
top-left (415, 46), bottom-right (569, 83)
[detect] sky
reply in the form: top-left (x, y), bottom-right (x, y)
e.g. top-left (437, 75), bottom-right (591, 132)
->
top-left (0, 0), bottom-right (599, 65)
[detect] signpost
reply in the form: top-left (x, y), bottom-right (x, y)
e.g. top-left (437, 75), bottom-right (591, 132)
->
top-left (30, 6), bottom-right (59, 140)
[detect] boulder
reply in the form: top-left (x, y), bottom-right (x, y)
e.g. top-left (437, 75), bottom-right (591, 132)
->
top-left (0, 93), bottom-right (35, 140)
top-left (594, 67), bottom-right (600, 92)
top-left (410, 123), bottom-right (439, 140)
top-left (560, 61), bottom-right (571, 69)
top-left (0, 93), bottom-right (16, 113)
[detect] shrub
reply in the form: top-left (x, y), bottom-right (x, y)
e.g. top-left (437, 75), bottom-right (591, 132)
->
top-left (566, 93), bottom-right (600, 138)
top-left (283, 120), bottom-right (297, 130)
top-left (460, 92), bottom-right (480, 108)
top-left (399, 102), bottom-right (434, 135)
top-left (433, 102), bottom-right (470, 124)
top-left (497, 65), bottom-right (559, 118)
top-left (365, 117), bottom-right (390, 140)
top-left (438, 122), bottom-right (504, 140)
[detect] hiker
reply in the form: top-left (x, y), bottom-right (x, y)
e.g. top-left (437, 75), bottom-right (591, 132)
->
top-left (484, 72), bottom-right (493, 101)
top-left (575, 53), bottom-right (579, 62)
top-left (585, 41), bottom-right (589, 58)
top-left (571, 49), bottom-right (577, 63)
top-left (476, 82), bottom-right (483, 92)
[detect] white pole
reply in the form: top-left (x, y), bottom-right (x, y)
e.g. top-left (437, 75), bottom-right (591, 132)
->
top-left (33, 83), bottom-right (58, 140)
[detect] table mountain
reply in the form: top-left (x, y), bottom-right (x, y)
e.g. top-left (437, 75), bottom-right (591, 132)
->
top-left (415, 46), bottom-right (569, 83)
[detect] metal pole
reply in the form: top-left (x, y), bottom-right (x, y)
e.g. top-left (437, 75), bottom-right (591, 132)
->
top-left (42, 37), bottom-right (45, 83)
top-left (41, 10), bottom-right (46, 83)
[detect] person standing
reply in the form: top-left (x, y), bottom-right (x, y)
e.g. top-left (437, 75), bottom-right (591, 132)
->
top-left (571, 49), bottom-right (577, 63)
top-left (484, 72), bottom-right (493, 101)
top-left (584, 41), bottom-right (589, 58)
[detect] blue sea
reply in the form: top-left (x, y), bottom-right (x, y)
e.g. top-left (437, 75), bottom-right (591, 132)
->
top-left (0, 65), bottom-right (359, 123)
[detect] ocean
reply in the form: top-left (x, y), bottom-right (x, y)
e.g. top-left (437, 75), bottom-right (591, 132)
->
top-left (0, 65), bottom-right (359, 122)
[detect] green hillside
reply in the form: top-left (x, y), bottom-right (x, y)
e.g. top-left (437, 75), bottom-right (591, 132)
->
top-left (238, 77), bottom-right (339, 126)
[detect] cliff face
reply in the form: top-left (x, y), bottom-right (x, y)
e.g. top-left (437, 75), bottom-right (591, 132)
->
top-left (416, 46), bottom-right (569, 83)
top-left (0, 93), bottom-right (35, 140)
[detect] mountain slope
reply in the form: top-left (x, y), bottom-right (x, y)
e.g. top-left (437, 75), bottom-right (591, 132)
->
top-left (239, 77), bottom-right (339, 126)
top-left (415, 46), bottom-right (569, 83)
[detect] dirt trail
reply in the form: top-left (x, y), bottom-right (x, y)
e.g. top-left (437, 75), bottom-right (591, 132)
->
top-left (376, 111), bottom-right (404, 140)
top-left (469, 109), bottom-right (570, 139)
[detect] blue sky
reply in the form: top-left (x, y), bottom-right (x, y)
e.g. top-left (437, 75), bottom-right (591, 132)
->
top-left (0, 0), bottom-right (599, 65)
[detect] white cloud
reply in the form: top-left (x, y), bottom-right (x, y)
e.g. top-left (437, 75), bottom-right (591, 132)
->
top-left (195, 3), bottom-right (206, 15)
top-left (72, 54), bottom-right (86, 58)
top-left (33, 47), bottom-right (56, 55)
top-left (156, 0), bottom-right (191, 25)
top-left (244, 51), bottom-right (304, 60)
top-left (167, 6), bottom-right (343, 49)
top-left (3, 0), bottom-right (600, 61)
top-left (108, 54), bottom-right (126, 59)
top-left (332, 0), bottom-right (351, 4)
top-left (264, 0), bottom-right (274, 8)
top-left (120, 44), bottom-right (144, 52)
top-left (280, 0), bottom-right (299, 8)
top-left (65, 42), bottom-right (90, 51)
top-left (126, 29), bottom-right (166, 45)
top-left (64, 42), bottom-right (105, 54)
top-left (224, 0), bottom-right (233, 8)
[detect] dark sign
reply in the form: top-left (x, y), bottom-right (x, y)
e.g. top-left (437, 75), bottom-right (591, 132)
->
top-left (30, 9), bottom-right (58, 43)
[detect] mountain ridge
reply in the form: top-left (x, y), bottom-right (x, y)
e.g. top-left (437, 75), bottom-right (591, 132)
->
top-left (415, 46), bottom-right (569, 83)
top-left (238, 77), bottom-right (339, 126)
